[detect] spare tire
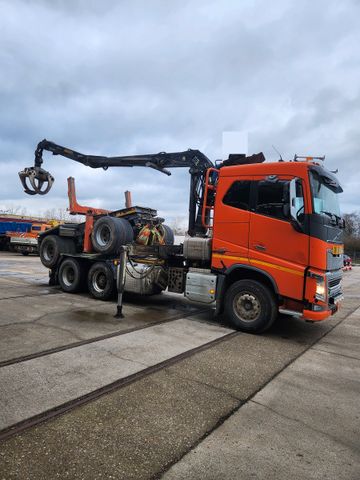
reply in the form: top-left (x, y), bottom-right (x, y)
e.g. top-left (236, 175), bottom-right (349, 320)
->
top-left (91, 217), bottom-right (134, 254)
top-left (159, 224), bottom-right (174, 245)
top-left (58, 257), bottom-right (85, 293)
top-left (39, 235), bottom-right (76, 268)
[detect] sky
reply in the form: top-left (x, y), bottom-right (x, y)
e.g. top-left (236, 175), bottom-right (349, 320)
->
top-left (0, 0), bottom-right (359, 226)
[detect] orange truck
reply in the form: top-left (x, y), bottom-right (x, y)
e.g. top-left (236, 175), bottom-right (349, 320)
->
top-left (19, 140), bottom-right (344, 332)
top-left (7, 223), bottom-right (53, 255)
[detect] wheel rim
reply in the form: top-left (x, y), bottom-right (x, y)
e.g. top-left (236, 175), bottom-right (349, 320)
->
top-left (233, 292), bottom-right (261, 323)
top-left (95, 225), bottom-right (111, 247)
top-left (43, 243), bottom-right (55, 262)
top-left (62, 265), bottom-right (75, 287)
top-left (92, 270), bottom-right (107, 293)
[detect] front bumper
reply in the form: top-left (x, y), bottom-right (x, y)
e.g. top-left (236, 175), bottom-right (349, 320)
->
top-left (303, 270), bottom-right (343, 322)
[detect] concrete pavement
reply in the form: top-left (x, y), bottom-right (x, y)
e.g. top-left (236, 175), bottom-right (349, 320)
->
top-left (0, 318), bottom-right (232, 430)
top-left (0, 252), bottom-right (208, 363)
top-left (0, 253), bottom-right (359, 479)
top-left (163, 307), bottom-right (360, 480)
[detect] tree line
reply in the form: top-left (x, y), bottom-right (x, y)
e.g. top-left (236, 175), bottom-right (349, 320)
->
top-left (343, 212), bottom-right (360, 262)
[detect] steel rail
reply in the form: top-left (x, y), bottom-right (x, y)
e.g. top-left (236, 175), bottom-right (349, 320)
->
top-left (0, 331), bottom-right (238, 442)
top-left (0, 307), bottom-right (210, 368)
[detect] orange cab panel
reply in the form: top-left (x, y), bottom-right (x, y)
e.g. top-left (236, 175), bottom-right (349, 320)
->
top-left (212, 175), bottom-right (252, 263)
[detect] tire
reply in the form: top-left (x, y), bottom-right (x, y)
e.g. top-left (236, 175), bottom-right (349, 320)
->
top-left (39, 235), bottom-right (76, 268)
top-left (224, 279), bottom-right (277, 333)
top-left (21, 251), bottom-right (29, 256)
top-left (159, 224), bottom-right (174, 245)
top-left (58, 258), bottom-right (85, 293)
top-left (87, 262), bottom-right (116, 300)
top-left (91, 217), bottom-right (134, 254)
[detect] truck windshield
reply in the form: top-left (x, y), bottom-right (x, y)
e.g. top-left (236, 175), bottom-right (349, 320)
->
top-left (309, 171), bottom-right (341, 217)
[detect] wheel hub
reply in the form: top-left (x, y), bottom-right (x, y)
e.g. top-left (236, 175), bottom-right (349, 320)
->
top-left (233, 293), bottom-right (261, 322)
top-left (63, 266), bottom-right (75, 287)
top-left (44, 244), bottom-right (54, 261)
top-left (96, 225), bottom-right (111, 247)
top-left (93, 271), bottom-right (107, 292)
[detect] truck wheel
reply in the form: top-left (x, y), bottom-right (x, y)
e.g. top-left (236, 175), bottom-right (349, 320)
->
top-left (87, 262), bottom-right (115, 300)
top-left (39, 235), bottom-right (76, 268)
top-left (91, 217), bottom-right (134, 254)
top-left (58, 258), bottom-right (85, 293)
top-left (21, 251), bottom-right (29, 256)
top-left (159, 224), bottom-right (174, 245)
top-left (224, 279), bottom-right (277, 333)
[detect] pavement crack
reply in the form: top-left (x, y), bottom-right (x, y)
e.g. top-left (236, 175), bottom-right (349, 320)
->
top-left (97, 345), bottom-right (149, 367)
top-left (250, 399), bottom-right (360, 453)
top-left (169, 370), bottom-right (241, 402)
top-left (311, 347), bottom-right (360, 362)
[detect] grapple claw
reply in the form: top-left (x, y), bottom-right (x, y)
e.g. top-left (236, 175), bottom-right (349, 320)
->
top-left (18, 167), bottom-right (54, 195)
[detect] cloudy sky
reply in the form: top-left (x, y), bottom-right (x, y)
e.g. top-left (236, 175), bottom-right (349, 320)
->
top-left (1, 0), bottom-right (359, 225)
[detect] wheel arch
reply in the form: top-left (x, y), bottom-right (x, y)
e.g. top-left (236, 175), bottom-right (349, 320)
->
top-left (215, 264), bottom-right (279, 315)
top-left (38, 226), bottom-right (60, 245)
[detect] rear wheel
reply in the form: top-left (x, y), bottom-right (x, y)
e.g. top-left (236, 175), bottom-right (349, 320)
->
top-left (58, 258), bottom-right (85, 293)
top-left (39, 235), bottom-right (76, 268)
top-left (87, 262), bottom-right (115, 300)
top-left (224, 279), bottom-right (277, 333)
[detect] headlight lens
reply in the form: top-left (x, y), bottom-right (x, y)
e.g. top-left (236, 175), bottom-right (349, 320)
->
top-left (315, 278), bottom-right (326, 301)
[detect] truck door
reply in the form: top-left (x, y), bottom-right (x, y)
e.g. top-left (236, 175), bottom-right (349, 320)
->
top-left (248, 175), bottom-right (309, 300)
top-left (212, 176), bottom-right (252, 268)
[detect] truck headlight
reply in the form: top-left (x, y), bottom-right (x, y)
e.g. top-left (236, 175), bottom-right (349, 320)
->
top-left (315, 277), bottom-right (326, 301)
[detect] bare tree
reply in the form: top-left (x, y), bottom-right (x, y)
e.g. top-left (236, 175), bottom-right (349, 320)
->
top-left (343, 211), bottom-right (360, 263)
top-left (343, 212), bottom-right (360, 238)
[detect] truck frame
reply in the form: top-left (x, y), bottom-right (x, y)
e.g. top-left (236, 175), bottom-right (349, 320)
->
top-left (18, 139), bottom-right (345, 333)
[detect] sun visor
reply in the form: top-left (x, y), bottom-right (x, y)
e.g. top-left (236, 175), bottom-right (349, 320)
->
top-left (309, 165), bottom-right (343, 193)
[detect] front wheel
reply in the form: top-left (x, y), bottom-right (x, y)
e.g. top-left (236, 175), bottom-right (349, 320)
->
top-left (224, 279), bottom-right (277, 333)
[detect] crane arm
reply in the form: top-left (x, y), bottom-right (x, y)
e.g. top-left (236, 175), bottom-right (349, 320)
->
top-left (18, 139), bottom-right (213, 195)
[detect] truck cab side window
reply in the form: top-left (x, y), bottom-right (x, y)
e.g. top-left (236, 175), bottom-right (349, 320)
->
top-left (294, 180), bottom-right (305, 222)
top-left (256, 180), bottom-right (290, 221)
top-left (223, 181), bottom-right (251, 211)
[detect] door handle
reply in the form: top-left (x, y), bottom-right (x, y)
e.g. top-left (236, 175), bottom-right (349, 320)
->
top-left (213, 248), bottom-right (227, 254)
top-left (254, 244), bottom-right (266, 251)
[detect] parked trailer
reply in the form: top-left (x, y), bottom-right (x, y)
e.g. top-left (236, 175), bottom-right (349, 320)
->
top-left (8, 223), bottom-right (53, 255)
top-left (0, 221), bottom-right (32, 251)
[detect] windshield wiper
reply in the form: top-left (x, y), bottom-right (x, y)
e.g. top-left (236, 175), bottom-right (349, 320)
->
top-left (320, 210), bottom-right (334, 218)
top-left (320, 210), bottom-right (341, 226)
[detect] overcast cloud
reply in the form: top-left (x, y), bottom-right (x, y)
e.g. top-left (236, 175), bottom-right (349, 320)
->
top-left (0, 0), bottom-right (359, 224)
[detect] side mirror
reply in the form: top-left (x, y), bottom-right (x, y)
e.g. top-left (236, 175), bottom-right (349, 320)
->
top-left (289, 177), bottom-right (304, 232)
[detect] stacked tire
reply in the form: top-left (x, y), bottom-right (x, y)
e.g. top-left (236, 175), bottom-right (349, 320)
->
top-left (91, 217), bottom-right (133, 254)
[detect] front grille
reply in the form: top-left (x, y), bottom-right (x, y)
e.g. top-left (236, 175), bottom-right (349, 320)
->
top-left (327, 270), bottom-right (343, 301)
top-left (329, 277), bottom-right (341, 289)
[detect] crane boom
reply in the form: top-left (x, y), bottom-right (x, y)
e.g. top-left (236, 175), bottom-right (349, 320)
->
top-left (18, 139), bottom-right (215, 235)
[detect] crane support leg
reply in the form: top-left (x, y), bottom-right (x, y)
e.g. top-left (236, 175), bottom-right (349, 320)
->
top-left (114, 246), bottom-right (128, 319)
